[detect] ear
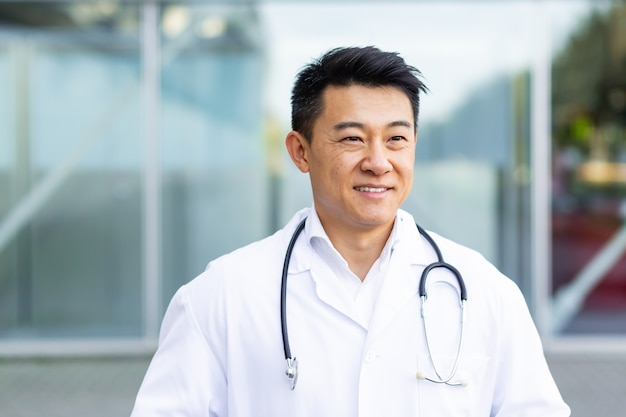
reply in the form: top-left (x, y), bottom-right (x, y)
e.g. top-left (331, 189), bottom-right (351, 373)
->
top-left (285, 131), bottom-right (311, 173)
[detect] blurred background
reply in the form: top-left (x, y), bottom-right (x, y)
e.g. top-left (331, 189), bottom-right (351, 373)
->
top-left (0, 0), bottom-right (624, 416)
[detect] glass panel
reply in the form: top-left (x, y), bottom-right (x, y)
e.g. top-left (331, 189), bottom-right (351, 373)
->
top-left (159, 5), bottom-right (266, 303)
top-left (550, 1), bottom-right (626, 335)
top-left (0, 45), bottom-right (17, 331)
top-left (0, 2), bottom-right (143, 338)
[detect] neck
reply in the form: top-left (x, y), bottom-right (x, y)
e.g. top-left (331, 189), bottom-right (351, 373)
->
top-left (323, 220), bottom-right (395, 281)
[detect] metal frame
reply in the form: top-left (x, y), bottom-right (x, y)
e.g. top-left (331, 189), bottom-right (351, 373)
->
top-left (140, 0), bottom-right (162, 347)
top-left (531, 0), bottom-right (552, 341)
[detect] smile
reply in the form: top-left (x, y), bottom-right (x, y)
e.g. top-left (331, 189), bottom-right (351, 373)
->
top-left (354, 186), bottom-right (388, 193)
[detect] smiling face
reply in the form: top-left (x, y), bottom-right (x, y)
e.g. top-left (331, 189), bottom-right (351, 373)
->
top-left (286, 84), bottom-right (417, 236)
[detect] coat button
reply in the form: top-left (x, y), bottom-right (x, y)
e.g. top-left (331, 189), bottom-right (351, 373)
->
top-left (364, 350), bottom-right (378, 363)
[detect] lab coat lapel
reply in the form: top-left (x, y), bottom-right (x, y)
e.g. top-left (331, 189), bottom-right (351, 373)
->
top-left (288, 230), bottom-right (361, 328)
top-left (308, 258), bottom-right (358, 323)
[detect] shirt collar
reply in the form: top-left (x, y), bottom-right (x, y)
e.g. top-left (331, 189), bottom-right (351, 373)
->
top-left (304, 205), bottom-right (329, 244)
top-left (305, 205), bottom-right (401, 262)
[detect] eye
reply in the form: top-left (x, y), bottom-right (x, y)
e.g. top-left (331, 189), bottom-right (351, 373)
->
top-left (342, 136), bottom-right (362, 142)
top-left (389, 135), bottom-right (407, 142)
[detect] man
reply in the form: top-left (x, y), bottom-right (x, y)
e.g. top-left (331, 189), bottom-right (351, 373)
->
top-left (131, 46), bottom-right (570, 416)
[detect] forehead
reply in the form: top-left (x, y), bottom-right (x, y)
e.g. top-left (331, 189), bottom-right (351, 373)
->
top-left (318, 84), bottom-right (414, 124)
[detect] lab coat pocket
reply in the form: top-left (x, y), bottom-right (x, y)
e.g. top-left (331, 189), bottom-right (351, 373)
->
top-left (416, 353), bottom-right (490, 417)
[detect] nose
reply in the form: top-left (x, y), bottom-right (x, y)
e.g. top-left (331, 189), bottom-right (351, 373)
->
top-left (360, 140), bottom-right (393, 175)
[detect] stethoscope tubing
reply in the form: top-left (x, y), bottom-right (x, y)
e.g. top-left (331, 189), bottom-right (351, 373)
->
top-left (415, 224), bottom-right (467, 302)
top-left (280, 217), bottom-right (468, 389)
top-left (280, 218), bottom-right (306, 362)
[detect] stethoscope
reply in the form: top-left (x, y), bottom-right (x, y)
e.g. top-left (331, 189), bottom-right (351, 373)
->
top-left (280, 217), bottom-right (468, 390)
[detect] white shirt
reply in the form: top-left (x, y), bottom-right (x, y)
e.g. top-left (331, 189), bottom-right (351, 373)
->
top-left (131, 208), bottom-right (570, 417)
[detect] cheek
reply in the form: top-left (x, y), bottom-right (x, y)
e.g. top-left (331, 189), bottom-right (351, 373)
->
top-left (399, 152), bottom-right (416, 171)
top-left (397, 159), bottom-right (416, 186)
top-left (330, 155), bottom-right (349, 178)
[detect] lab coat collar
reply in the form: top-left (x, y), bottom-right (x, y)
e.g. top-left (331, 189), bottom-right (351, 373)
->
top-left (281, 207), bottom-right (358, 325)
top-left (396, 209), bottom-right (439, 267)
top-left (283, 208), bottom-right (436, 276)
top-left (282, 207), bottom-right (312, 275)
top-left (283, 207), bottom-right (436, 331)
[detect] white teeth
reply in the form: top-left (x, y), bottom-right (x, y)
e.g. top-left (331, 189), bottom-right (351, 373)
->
top-left (356, 187), bottom-right (387, 193)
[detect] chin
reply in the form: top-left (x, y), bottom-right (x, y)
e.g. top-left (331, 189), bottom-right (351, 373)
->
top-left (353, 212), bottom-right (396, 228)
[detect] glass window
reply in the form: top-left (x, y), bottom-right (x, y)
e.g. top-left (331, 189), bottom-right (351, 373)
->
top-left (0, 2), bottom-right (143, 338)
top-left (550, 1), bottom-right (626, 335)
top-left (0, 1), bottom-right (267, 349)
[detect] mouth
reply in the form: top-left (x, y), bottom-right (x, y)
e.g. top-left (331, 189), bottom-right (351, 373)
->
top-left (354, 186), bottom-right (390, 193)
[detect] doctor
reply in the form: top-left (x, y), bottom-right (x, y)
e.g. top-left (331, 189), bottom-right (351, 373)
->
top-left (131, 46), bottom-right (570, 416)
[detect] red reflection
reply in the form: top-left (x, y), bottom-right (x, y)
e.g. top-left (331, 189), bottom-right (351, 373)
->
top-left (552, 203), bottom-right (626, 310)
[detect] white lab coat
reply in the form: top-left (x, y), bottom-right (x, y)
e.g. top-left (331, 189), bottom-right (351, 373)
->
top-left (131, 208), bottom-right (570, 417)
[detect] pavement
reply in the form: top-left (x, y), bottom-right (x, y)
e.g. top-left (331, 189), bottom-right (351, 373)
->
top-left (545, 351), bottom-right (626, 417)
top-left (0, 356), bottom-right (149, 417)
top-left (1, 352), bottom-right (625, 417)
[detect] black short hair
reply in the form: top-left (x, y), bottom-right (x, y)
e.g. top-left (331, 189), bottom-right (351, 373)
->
top-left (290, 46), bottom-right (428, 142)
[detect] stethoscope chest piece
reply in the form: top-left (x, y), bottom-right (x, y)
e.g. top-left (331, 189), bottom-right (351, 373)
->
top-left (285, 357), bottom-right (298, 390)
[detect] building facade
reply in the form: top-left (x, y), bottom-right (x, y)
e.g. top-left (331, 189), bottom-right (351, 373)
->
top-left (0, 0), bottom-right (624, 355)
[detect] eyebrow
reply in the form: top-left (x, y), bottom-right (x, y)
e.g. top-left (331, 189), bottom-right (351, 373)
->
top-left (333, 120), bottom-right (413, 131)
